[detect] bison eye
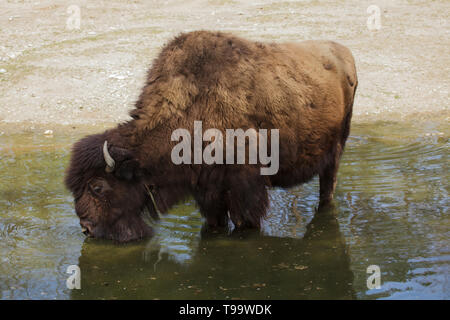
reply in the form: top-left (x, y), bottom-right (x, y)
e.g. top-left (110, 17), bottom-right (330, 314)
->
top-left (88, 178), bottom-right (111, 197)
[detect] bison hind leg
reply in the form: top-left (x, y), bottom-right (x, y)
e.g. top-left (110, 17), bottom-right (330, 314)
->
top-left (319, 107), bottom-right (353, 209)
top-left (319, 142), bottom-right (343, 209)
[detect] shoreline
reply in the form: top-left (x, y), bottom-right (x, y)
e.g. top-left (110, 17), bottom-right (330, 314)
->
top-left (0, 109), bottom-right (448, 136)
top-left (1, 0), bottom-right (449, 131)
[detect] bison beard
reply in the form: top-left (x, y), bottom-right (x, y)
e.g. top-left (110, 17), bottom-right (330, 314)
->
top-left (65, 31), bottom-right (358, 242)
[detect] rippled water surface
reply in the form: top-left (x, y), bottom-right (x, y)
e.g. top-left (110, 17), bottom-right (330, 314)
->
top-left (0, 121), bottom-right (448, 299)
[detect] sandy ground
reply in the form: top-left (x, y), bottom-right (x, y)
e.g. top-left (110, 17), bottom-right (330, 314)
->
top-left (0, 0), bottom-right (449, 131)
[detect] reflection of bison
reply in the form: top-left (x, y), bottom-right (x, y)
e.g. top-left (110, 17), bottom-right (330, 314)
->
top-left (65, 31), bottom-right (358, 242)
top-left (71, 207), bottom-right (355, 299)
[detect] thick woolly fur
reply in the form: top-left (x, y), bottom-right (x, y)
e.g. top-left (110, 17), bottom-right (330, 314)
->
top-left (65, 31), bottom-right (358, 242)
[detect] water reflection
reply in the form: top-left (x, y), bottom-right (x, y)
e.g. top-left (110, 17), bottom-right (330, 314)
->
top-left (71, 206), bottom-right (354, 300)
top-left (0, 121), bottom-right (448, 299)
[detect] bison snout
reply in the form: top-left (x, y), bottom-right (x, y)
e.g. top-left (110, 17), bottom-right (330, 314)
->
top-left (80, 220), bottom-right (93, 236)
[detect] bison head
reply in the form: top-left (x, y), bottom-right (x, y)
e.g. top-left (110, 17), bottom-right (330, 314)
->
top-left (65, 133), bottom-right (159, 242)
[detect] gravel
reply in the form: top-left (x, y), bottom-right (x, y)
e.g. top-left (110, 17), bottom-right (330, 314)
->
top-left (0, 0), bottom-right (448, 128)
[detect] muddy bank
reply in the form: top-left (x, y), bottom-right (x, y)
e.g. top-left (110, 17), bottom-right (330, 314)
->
top-left (0, 0), bottom-right (449, 127)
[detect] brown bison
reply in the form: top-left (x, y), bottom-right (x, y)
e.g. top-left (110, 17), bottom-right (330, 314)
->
top-left (65, 31), bottom-right (357, 242)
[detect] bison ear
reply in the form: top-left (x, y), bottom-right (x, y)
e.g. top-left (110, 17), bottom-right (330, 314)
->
top-left (114, 159), bottom-right (141, 181)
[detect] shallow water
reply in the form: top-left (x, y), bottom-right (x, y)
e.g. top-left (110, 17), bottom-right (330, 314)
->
top-left (0, 121), bottom-right (448, 300)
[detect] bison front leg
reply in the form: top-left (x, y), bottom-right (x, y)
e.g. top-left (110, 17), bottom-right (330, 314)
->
top-left (195, 190), bottom-right (229, 230)
top-left (192, 167), bottom-right (230, 231)
top-left (319, 143), bottom-right (342, 209)
top-left (224, 166), bottom-right (269, 230)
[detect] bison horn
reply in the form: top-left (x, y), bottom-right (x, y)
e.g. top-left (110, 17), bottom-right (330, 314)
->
top-left (103, 141), bottom-right (115, 173)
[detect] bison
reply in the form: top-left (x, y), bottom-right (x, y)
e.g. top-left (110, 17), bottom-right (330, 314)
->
top-left (65, 31), bottom-right (358, 242)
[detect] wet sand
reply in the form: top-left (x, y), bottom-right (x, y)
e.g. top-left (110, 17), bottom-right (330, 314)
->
top-left (0, 0), bottom-right (449, 129)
